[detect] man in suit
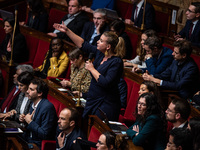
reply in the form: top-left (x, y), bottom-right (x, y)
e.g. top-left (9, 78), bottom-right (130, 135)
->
top-left (48, 0), bottom-right (89, 42)
top-left (134, 36), bottom-right (173, 75)
top-left (166, 128), bottom-right (192, 150)
top-left (81, 8), bottom-right (109, 46)
top-left (125, 0), bottom-right (155, 29)
top-left (0, 64), bottom-right (33, 113)
top-left (165, 98), bottom-right (191, 129)
top-left (174, 2), bottom-right (200, 47)
top-left (56, 107), bottom-right (87, 150)
top-left (142, 40), bottom-right (199, 99)
top-left (20, 78), bottom-right (57, 148)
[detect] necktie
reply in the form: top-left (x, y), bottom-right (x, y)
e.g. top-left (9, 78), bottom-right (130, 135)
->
top-left (189, 23), bottom-right (194, 39)
top-left (134, 6), bottom-right (138, 22)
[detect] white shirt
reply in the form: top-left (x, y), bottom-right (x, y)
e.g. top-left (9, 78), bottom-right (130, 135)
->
top-left (20, 96), bottom-right (29, 114)
top-left (135, 0), bottom-right (144, 18)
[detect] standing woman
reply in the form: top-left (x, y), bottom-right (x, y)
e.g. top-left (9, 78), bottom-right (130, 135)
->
top-left (0, 18), bottom-right (28, 63)
top-left (53, 23), bottom-right (125, 121)
top-left (126, 93), bottom-right (166, 150)
top-left (20, 0), bottom-right (48, 33)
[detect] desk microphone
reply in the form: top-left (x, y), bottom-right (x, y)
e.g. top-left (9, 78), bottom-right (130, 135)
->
top-left (88, 53), bottom-right (94, 62)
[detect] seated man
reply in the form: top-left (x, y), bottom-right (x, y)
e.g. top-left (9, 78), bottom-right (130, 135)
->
top-left (0, 65), bottom-right (33, 113)
top-left (125, 0), bottom-right (155, 29)
top-left (134, 36), bottom-right (173, 75)
top-left (81, 8), bottom-right (109, 46)
top-left (56, 107), bottom-right (87, 150)
top-left (165, 128), bottom-right (192, 150)
top-left (166, 98), bottom-right (191, 129)
top-left (143, 40), bottom-right (199, 99)
top-left (20, 78), bottom-right (57, 148)
top-left (174, 2), bottom-right (200, 47)
top-left (48, 0), bottom-right (89, 42)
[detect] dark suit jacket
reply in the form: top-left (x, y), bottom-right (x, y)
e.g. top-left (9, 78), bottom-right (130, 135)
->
top-left (154, 57), bottom-right (199, 99)
top-left (131, 2), bottom-right (155, 29)
top-left (145, 47), bottom-right (173, 75)
top-left (57, 11), bottom-right (89, 42)
top-left (0, 33), bottom-right (28, 63)
top-left (56, 127), bottom-right (87, 150)
top-left (27, 11), bottom-right (49, 33)
top-left (179, 20), bottom-right (200, 47)
top-left (81, 22), bottom-right (109, 46)
top-left (23, 99), bottom-right (57, 148)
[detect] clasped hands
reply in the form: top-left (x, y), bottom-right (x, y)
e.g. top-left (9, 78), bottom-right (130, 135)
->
top-left (19, 110), bottom-right (35, 124)
top-left (53, 21), bottom-right (68, 33)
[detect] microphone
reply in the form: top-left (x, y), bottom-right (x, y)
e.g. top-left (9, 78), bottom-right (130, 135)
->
top-left (15, 5), bottom-right (18, 15)
top-left (88, 53), bottom-right (94, 62)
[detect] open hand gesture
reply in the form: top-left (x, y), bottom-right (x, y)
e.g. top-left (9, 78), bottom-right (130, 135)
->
top-left (53, 21), bottom-right (68, 33)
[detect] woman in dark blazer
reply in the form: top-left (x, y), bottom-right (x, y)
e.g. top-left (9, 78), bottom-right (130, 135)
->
top-left (1, 72), bottom-right (34, 122)
top-left (0, 18), bottom-right (28, 63)
top-left (126, 93), bottom-right (166, 150)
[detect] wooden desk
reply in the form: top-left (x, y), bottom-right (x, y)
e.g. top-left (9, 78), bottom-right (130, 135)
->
top-left (45, 79), bottom-right (77, 108)
top-left (88, 115), bottom-right (144, 150)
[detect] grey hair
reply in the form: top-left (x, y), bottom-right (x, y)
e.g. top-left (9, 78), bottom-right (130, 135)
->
top-left (93, 8), bottom-right (106, 18)
top-left (16, 64), bottom-right (34, 74)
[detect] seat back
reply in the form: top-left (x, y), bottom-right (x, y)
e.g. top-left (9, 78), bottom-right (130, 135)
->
top-left (48, 8), bottom-right (67, 32)
top-left (32, 39), bottom-right (50, 68)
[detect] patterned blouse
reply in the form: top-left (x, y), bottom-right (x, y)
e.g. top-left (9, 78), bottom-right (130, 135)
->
top-left (70, 64), bottom-right (92, 93)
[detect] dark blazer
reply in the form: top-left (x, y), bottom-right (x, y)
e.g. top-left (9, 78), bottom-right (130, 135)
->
top-left (14, 93), bottom-right (31, 121)
top-left (0, 33), bottom-right (28, 63)
top-left (27, 11), bottom-right (49, 33)
top-left (23, 99), bottom-right (57, 148)
top-left (126, 115), bottom-right (166, 150)
top-left (81, 22), bottom-right (109, 46)
top-left (56, 127), bottom-right (87, 150)
top-left (57, 11), bottom-right (89, 42)
top-left (131, 2), bottom-right (155, 29)
top-left (179, 20), bottom-right (200, 47)
top-left (145, 47), bottom-right (173, 75)
top-left (154, 57), bottom-right (199, 99)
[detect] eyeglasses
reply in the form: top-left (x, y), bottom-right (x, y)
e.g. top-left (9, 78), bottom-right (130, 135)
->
top-left (97, 140), bottom-right (106, 145)
top-left (187, 9), bottom-right (196, 13)
top-left (166, 108), bottom-right (176, 113)
top-left (93, 17), bottom-right (103, 20)
top-left (138, 102), bottom-right (146, 107)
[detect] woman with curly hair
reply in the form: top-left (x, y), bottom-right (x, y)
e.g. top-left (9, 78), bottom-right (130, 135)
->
top-left (126, 93), bottom-right (166, 150)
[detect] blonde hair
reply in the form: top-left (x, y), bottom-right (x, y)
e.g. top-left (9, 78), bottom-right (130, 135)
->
top-left (103, 31), bottom-right (125, 58)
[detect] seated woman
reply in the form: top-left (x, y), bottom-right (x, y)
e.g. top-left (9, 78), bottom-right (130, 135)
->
top-left (73, 131), bottom-right (128, 150)
top-left (110, 19), bottom-right (132, 59)
top-left (124, 30), bottom-right (156, 71)
top-left (0, 72), bottom-right (34, 121)
top-left (60, 47), bottom-right (92, 93)
top-left (20, 0), bottom-right (48, 33)
top-left (126, 93), bottom-right (166, 150)
top-left (0, 18), bottom-right (28, 63)
top-left (34, 37), bottom-right (69, 78)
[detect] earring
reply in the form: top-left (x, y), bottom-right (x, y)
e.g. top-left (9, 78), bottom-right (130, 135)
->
top-left (105, 50), bottom-right (108, 56)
